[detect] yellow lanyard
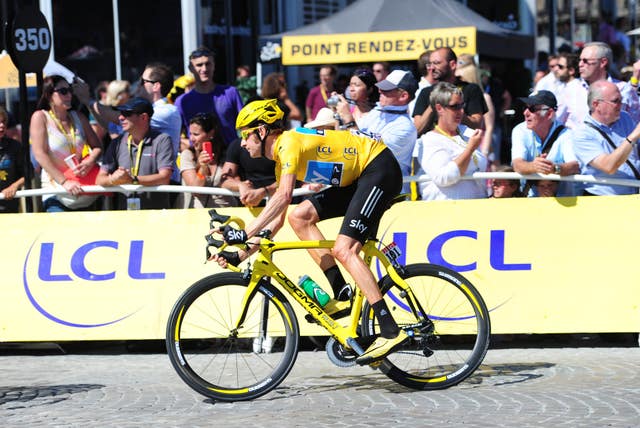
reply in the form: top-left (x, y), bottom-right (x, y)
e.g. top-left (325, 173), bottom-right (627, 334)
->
top-left (127, 134), bottom-right (145, 177)
top-left (434, 125), bottom-right (479, 167)
top-left (48, 110), bottom-right (76, 154)
top-left (320, 85), bottom-right (328, 103)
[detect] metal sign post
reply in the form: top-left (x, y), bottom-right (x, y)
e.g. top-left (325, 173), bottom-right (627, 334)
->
top-left (6, 6), bottom-right (51, 212)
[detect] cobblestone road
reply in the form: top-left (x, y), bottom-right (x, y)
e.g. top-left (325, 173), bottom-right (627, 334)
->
top-left (1, 345), bottom-right (639, 427)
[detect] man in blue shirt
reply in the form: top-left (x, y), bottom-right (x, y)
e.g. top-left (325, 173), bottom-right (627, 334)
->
top-left (511, 90), bottom-right (580, 196)
top-left (175, 46), bottom-right (244, 147)
top-left (140, 63), bottom-right (182, 184)
top-left (573, 80), bottom-right (640, 195)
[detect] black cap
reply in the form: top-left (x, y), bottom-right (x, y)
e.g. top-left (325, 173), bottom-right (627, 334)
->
top-left (114, 97), bottom-right (154, 116)
top-left (518, 90), bottom-right (557, 110)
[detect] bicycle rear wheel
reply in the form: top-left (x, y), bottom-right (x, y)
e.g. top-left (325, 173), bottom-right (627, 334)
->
top-left (361, 263), bottom-right (490, 390)
top-left (166, 272), bottom-right (300, 401)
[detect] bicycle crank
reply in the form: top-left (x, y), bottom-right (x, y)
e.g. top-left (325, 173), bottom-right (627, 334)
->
top-left (325, 337), bottom-right (358, 367)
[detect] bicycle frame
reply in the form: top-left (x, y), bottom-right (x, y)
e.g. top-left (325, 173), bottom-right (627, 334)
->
top-left (225, 237), bottom-right (426, 350)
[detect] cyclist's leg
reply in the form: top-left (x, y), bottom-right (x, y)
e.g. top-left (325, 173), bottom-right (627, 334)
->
top-left (333, 236), bottom-right (409, 363)
top-left (334, 150), bottom-right (402, 329)
top-left (288, 186), bottom-right (356, 299)
top-left (288, 200), bottom-right (333, 268)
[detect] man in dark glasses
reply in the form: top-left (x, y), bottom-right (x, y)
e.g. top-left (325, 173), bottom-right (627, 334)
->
top-left (95, 97), bottom-right (174, 210)
top-left (563, 42), bottom-right (639, 129)
top-left (573, 80), bottom-right (640, 196)
top-left (138, 63), bottom-right (182, 186)
top-left (511, 90), bottom-right (580, 197)
top-left (554, 53), bottom-right (580, 125)
top-left (174, 46), bottom-right (244, 147)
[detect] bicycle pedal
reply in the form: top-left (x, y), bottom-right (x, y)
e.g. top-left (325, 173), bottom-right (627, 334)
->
top-left (351, 335), bottom-right (378, 351)
top-left (368, 360), bottom-right (383, 369)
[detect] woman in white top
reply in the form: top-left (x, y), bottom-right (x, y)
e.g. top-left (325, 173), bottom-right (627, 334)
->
top-left (414, 82), bottom-right (488, 201)
top-left (30, 75), bottom-right (102, 211)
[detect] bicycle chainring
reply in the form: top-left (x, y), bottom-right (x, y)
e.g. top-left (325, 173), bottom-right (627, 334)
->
top-left (325, 337), bottom-right (357, 367)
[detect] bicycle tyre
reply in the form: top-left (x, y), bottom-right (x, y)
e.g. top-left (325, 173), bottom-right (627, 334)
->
top-left (361, 263), bottom-right (490, 390)
top-left (166, 272), bottom-right (300, 401)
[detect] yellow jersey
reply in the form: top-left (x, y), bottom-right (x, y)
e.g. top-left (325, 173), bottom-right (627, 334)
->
top-left (273, 128), bottom-right (387, 187)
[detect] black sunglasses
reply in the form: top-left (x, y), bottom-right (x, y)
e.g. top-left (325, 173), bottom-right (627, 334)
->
top-left (120, 110), bottom-right (138, 117)
top-left (525, 105), bottom-right (551, 113)
top-left (140, 78), bottom-right (157, 85)
top-left (53, 87), bottom-right (73, 95)
top-left (443, 102), bottom-right (465, 110)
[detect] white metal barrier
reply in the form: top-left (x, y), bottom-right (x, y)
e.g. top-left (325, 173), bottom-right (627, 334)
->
top-left (1, 172), bottom-right (639, 202)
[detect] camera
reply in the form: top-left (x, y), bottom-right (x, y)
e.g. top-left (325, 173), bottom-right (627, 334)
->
top-left (327, 94), bottom-right (341, 108)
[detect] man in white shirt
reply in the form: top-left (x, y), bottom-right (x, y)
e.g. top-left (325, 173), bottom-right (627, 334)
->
top-left (554, 53), bottom-right (581, 125)
top-left (533, 54), bottom-right (563, 94)
top-left (563, 42), bottom-right (640, 129)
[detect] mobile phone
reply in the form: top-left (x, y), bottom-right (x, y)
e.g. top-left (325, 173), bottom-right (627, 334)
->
top-left (202, 141), bottom-right (213, 160)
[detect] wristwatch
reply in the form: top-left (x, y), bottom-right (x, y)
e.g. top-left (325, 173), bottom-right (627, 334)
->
top-left (553, 164), bottom-right (561, 175)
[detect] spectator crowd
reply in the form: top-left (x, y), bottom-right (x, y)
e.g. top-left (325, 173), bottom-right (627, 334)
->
top-left (2, 36), bottom-right (640, 214)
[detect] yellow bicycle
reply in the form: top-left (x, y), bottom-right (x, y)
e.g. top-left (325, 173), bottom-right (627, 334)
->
top-left (166, 209), bottom-right (491, 401)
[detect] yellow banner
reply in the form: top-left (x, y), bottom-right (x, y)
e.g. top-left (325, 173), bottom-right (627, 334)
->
top-left (0, 196), bottom-right (638, 342)
top-left (282, 27), bottom-right (477, 65)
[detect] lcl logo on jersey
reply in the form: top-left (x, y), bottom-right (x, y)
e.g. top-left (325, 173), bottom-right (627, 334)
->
top-left (343, 147), bottom-right (357, 160)
top-left (316, 146), bottom-right (333, 159)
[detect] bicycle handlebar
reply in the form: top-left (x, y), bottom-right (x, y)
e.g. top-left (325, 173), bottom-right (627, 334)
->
top-left (204, 209), bottom-right (247, 261)
top-left (204, 210), bottom-right (273, 269)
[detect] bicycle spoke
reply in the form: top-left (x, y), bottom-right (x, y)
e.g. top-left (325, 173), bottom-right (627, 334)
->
top-left (361, 263), bottom-right (490, 390)
top-left (166, 273), bottom-right (299, 401)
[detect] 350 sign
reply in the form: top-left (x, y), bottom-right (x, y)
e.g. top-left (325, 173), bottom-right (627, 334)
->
top-left (7, 7), bottom-right (51, 72)
top-left (14, 27), bottom-right (51, 52)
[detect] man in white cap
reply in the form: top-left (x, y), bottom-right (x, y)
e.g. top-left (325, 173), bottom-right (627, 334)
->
top-left (335, 69), bottom-right (417, 193)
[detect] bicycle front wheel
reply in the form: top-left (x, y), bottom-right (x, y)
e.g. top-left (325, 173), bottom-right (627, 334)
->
top-left (166, 273), bottom-right (300, 401)
top-left (361, 263), bottom-right (490, 390)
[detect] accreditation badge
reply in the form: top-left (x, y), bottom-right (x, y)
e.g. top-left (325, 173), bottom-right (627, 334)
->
top-left (126, 197), bottom-right (141, 210)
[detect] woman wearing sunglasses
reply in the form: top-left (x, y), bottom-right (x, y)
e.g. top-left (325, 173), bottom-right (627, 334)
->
top-left (30, 75), bottom-right (103, 212)
top-left (414, 82), bottom-right (488, 201)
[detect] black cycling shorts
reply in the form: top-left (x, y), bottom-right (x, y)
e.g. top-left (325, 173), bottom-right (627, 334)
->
top-left (306, 148), bottom-right (402, 243)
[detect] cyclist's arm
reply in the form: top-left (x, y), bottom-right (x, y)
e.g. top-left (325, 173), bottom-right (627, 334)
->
top-left (245, 173), bottom-right (296, 238)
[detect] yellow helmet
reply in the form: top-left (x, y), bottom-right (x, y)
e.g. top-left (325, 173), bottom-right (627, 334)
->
top-left (235, 99), bottom-right (284, 129)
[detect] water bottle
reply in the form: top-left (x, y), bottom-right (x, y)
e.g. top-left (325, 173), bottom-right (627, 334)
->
top-left (298, 275), bottom-right (330, 307)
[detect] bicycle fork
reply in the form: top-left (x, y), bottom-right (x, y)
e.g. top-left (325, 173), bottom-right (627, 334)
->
top-left (384, 263), bottom-right (435, 348)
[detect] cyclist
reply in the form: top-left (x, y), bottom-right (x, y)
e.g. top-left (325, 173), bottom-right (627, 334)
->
top-left (212, 99), bottom-right (408, 365)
